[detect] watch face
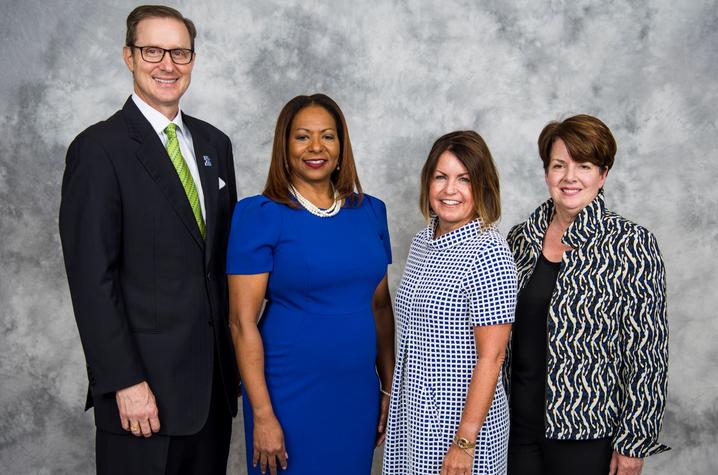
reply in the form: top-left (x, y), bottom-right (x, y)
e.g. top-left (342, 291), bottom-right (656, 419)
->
top-left (455, 437), bottom-right (475, 449)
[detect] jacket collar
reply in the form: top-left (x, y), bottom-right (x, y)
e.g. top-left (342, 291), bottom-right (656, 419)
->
top-left (183, 113), bottom-right (220, 266)
top-left (121, 97), bottom-right (206, 250)
top-left (524, 189), bottom-right (607, 248)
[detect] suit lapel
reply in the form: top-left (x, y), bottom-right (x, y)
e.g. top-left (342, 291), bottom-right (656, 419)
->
top-left (122, 98), bottom-right (204, 250)
top-left (184, 113), bottom-right (218, 267)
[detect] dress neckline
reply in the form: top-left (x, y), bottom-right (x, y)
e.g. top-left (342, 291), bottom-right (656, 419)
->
top-left (538, 252), bottom-right (562, 267)
top-left (425, 217), bottom-right (484, 251)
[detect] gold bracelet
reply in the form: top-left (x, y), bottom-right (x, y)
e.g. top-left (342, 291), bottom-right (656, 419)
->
top-left (380, 388), bottom-right (391, 397)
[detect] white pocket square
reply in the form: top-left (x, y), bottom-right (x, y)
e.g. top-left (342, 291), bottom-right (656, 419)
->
top-left (218, 177), bottom-right (226, 190)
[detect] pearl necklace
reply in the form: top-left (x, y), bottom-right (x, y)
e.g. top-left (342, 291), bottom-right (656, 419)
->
top-left (288, 184), bottom-right (343, 218)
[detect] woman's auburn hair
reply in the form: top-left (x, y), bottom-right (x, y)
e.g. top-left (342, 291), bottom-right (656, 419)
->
top-left (537, 114), bottom-right (617, 171)
top-left (263, 94), bottom-right (362, 207)
top-left (419, 130), bottom-right (501, 228)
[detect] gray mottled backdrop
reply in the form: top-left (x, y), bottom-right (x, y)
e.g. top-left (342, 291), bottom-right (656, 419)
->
top-left (1, 0), bottom-right (716, 473)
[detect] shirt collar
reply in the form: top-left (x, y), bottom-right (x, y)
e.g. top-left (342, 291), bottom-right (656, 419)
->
top-left (131, 93), bottom-right (186, 137)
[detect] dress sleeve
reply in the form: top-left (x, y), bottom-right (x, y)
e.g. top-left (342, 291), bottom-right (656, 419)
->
top-left (226, 195), bottom-right (281, 274)
top-left (463, 234), bottom-right (517, 326)
top-left (365, 195), bottom-right (392, 264)
top-left (613, 227), bottom-right (670, 458)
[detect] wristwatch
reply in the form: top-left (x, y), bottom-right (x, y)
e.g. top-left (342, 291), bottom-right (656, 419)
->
top-left (452, 436), bottom-right (476, 450)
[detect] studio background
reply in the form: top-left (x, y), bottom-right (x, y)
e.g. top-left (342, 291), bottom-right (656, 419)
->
top-left (1, 0), bottom-right (716, 473)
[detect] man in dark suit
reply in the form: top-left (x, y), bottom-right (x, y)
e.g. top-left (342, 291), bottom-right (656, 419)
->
top-left (59, 5), bottom-right (238, 474)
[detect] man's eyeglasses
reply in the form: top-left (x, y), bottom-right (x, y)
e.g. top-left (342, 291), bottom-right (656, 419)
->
top-left (130, 45), bottom-right (194, 65)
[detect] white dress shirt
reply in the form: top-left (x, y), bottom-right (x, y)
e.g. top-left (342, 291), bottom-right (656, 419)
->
top-left (131, 93), bottom-right (206, 220)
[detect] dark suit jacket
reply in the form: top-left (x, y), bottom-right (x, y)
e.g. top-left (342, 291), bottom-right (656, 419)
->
top-left (59, 97), bottom-right (239, 435)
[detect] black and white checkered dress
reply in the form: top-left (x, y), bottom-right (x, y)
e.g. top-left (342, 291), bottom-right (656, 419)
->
top-left (383, 218), bottom-right (517, 475)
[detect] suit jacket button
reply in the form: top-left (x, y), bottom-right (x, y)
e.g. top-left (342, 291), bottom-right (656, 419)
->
top-left (206, 272), bottom-right (211, 281)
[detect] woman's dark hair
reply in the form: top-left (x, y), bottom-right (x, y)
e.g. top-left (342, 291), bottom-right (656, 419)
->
top-left (263, 94), bottom-right (362, 207)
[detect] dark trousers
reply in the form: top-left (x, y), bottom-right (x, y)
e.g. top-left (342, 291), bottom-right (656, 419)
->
top-left (96, 355), bottom-right (232, 475)
top-left (507, 434), bottom-right (612, 475)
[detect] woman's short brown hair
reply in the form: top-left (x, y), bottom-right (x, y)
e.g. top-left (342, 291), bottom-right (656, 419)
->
top-left (126, 5), bottom-right (197, 50)
top-left (263, 94), bottom-right (363, 207)
top-left (419, 130), bottom-right (501, 227)
top-left (538, 114), bottom-right (616, 171)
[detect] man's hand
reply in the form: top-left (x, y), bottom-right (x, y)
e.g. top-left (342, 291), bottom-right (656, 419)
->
top-left (609, 450), bottom-right (644, 475)
top-left (116, 381), bottom-right (160, 437)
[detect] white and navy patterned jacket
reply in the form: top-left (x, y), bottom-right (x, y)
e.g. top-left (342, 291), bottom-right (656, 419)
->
top-left (505, 190), bottom-right (669, 458)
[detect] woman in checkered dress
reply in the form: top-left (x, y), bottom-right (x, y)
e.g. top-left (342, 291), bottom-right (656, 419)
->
top-left (383, 131), bottom-right (517, 475)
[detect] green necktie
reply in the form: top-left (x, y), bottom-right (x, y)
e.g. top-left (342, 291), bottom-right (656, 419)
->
top-left (164, 123), bottom-right (206, 238)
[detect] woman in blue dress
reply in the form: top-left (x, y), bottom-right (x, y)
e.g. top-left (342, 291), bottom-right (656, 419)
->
top-left (383, 131), bottom-right (517, 475)
top-left (227, 94), bottom-right (395, 475)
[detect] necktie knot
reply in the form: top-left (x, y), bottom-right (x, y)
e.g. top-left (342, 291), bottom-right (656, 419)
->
top-left (165, 123), bottom-right (178, 139)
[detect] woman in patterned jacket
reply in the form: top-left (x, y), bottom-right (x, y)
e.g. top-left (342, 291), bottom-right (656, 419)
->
top-left (506, 115), bottom-right (669, 475)
top-left (383, 131), bottom-right (517, 475)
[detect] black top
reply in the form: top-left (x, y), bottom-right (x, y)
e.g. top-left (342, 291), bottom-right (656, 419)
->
top-left (509, 252), bottom-right (560, 442)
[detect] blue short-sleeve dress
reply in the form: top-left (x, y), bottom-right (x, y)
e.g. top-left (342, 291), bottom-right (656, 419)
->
top-left (383, 218), bottom-right (517, 475)
top-left (227, 193), bottom-right (391, 475)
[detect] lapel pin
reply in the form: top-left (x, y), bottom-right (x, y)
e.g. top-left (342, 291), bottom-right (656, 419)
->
top-left (203, 155), bottom-right (212, 167)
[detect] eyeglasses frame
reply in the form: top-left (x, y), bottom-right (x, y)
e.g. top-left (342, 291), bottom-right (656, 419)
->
top-left (129, 45), bottom-right (195, 65)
